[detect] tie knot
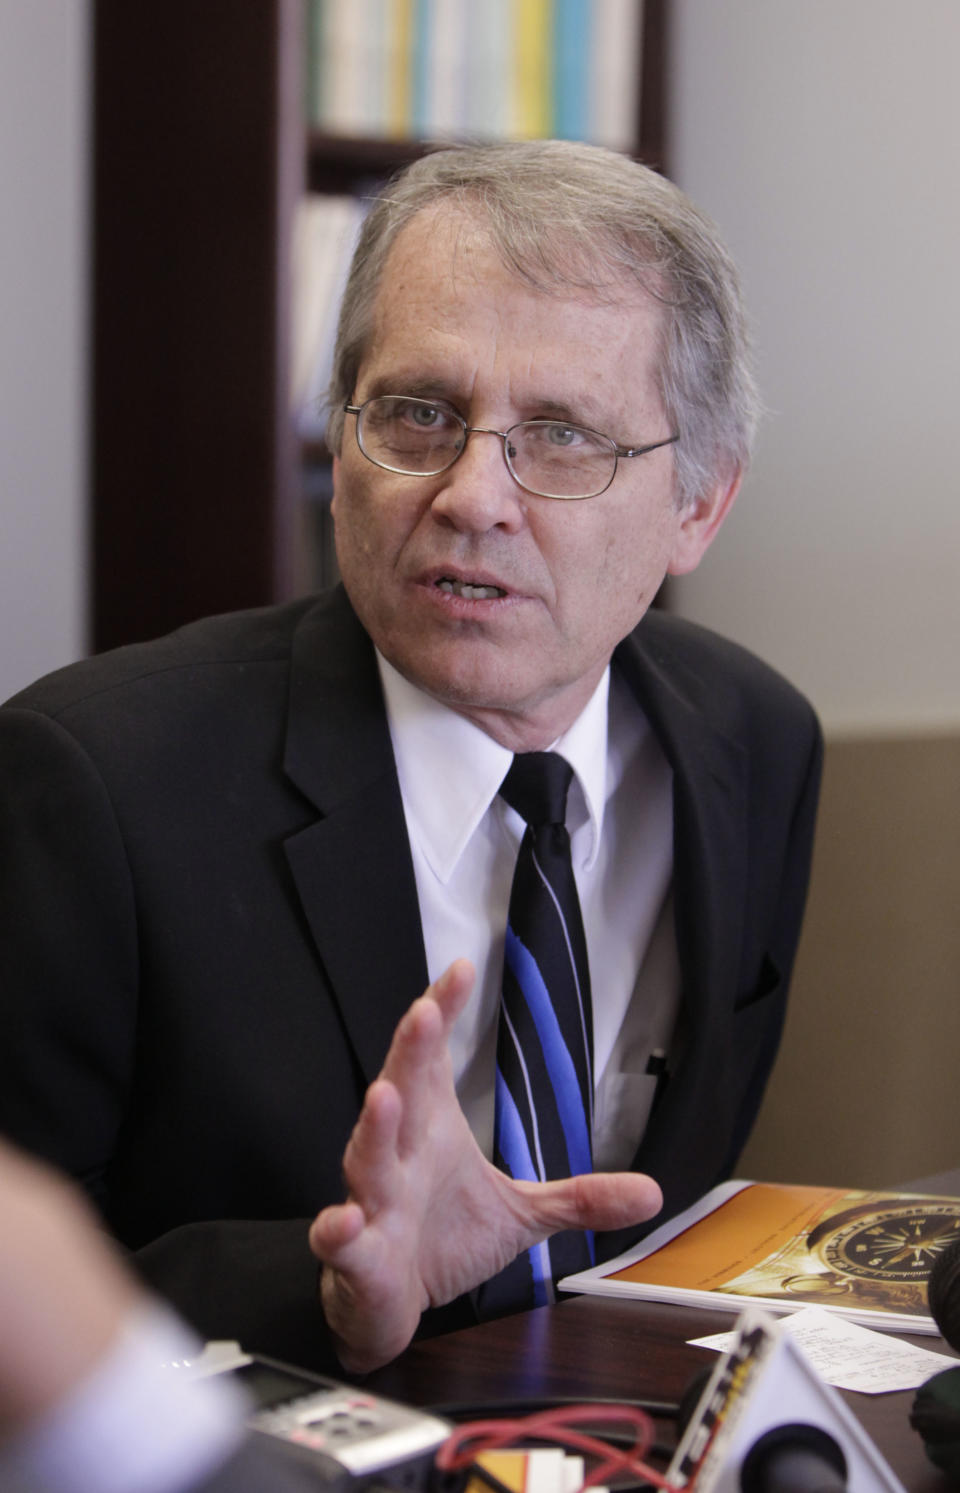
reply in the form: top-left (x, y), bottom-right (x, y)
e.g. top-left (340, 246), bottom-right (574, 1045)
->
top-left (500, 752), bottom-right (574, 829)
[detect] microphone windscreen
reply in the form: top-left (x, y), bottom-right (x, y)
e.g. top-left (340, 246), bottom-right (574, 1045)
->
top-left (739, 1423), bottom-right (847, 1492)
top-left (910, 1367), bottom-right (960, 1480)
top-left (929, 1237), bottom-right (960, 1354)
top-left (911, 1234), bottom-right (960, 1478)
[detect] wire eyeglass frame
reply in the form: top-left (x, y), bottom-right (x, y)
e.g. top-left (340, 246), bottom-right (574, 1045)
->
top-left (342, 395), bottom-right (679, 501)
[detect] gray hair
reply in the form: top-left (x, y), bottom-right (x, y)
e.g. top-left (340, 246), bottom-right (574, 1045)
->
top-left (326, 139), bottom-right (759, 507)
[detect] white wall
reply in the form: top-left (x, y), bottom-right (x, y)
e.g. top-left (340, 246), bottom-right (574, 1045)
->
top-left (669, 0), bottom-right (960, 735)
top-left (0, 1), bottom-right (89, 702)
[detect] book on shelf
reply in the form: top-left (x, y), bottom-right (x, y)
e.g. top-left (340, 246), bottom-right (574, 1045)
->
top-left (558, 1179), bottom-right (960, 1335)
top-left (307, 0), bottom-right (644, 151)
top-left (291, 194), bottom-right (369, 440)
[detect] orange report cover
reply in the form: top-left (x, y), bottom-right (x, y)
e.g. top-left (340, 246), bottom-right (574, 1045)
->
top-left (558, 1180), bottom-right (960, 1334)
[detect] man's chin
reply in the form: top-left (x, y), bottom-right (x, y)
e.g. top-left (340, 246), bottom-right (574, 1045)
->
top-left (381, 647), bottom-right (591, 752)
top-left (396, 660), bottom-right (523, 716)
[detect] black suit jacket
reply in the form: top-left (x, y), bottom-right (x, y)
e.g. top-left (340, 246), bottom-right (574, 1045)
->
top-left (0, 587), bottom-right (821, 1369)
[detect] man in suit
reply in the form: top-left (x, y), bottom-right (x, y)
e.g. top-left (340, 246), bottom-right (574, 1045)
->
top-left (0, 141), bottom-right (821, 1375)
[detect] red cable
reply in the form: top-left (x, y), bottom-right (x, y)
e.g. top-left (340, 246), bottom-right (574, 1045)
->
top-left (435, 1404), bottom-right (681, 1491)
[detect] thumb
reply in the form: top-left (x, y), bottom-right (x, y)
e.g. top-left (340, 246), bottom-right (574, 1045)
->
top-left (514, 1170), bottom-right (663, 1245)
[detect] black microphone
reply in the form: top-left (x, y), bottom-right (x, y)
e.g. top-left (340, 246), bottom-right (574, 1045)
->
top-left (739, 1423), bottom-right (847, 1491)
top-left (910, 1235), bottom-right (960, 1480)
top-left (676, 1368), bottom-right (849, 1491)
top-left (929, 1233), bottom-right (960, 1352)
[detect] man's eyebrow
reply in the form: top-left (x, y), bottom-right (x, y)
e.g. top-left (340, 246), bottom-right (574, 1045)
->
top-left (360, 375), bottom-right (461, 404)
top-left (357, 376), bottom-right (618, 433)
top-left (525, 397), bottom-right (598, 426)
top-left (518, 396), bottom-right (636, 440)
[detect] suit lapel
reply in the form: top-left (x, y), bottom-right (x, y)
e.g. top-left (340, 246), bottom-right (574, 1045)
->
top-left (280, 589), bottom-right (429, 1086)
top-left (613, 621), bottom-right (750, 1183)
top-left (278, 597), bottom-right (751, 1184)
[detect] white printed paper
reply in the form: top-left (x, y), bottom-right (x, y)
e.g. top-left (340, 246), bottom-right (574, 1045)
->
top-left (689, 1306), bottom-right (956, 1393)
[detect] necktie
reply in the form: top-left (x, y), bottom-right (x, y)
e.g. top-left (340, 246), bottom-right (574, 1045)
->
top-left (481, 751), bottom-right (596, 1313)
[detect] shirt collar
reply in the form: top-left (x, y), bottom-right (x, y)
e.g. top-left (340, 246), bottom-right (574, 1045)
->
top-left (376, 653), bottom-right (610, 882)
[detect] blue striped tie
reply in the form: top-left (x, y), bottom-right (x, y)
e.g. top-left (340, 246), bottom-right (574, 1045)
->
top-left (480, 752), bottom-right (595, 1314)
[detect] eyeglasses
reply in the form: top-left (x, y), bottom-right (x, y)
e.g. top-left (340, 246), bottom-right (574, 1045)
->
top-left (343, 396), bottom-right (679, 501)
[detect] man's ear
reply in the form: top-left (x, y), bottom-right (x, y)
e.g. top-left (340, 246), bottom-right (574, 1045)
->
top-left (666, 468), bottom-right (742, 577)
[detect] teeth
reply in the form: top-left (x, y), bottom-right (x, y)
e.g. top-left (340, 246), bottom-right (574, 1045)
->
top-left (437, 578), bottom-right (505, 600)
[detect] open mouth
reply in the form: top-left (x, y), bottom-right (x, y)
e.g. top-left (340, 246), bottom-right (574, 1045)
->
top-left (435, 577), bottom-right (507, 600)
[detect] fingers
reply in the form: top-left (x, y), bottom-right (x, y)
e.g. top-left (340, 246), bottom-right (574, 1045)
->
top-left (336, 1077), bottom-right (404, 1216)
top-left (377, 960), bottom-right (475, 1146)
top-left (424, 957), bottom-right (475, 1028)
top-left (313, 959), bottom-right (478, 1255)
top-left (308, 1199), bottom-right (364, 1258)
top-left (384, 960), bottom-right (475, 1072)
top-left (513, 1170), bottom-right (664, 1242)
top-left (307, 960), bottom-right (485, 1374)
top-left (312, 1208), bottom-right (424, 1374)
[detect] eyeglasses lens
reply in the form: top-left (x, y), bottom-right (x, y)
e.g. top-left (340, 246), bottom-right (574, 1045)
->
top-left (357, 397), bottom-right (616, 498)
top-left (507, 424), bottom-right (615, 499)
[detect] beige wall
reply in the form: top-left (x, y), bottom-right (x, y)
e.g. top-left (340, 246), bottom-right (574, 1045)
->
top-left (669, 0), bottom-right (960, 736)
top-left (669, 2), bottom-right (960, 1187)
top-left (739, 734), bottom-right (960, 1188)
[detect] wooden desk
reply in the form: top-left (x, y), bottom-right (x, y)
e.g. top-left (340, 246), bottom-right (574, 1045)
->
top-left (369, 1175), bottom-right (960, 1490)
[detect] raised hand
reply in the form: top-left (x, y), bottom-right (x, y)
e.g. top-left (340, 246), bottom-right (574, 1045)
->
top-left (309, 959), bottom-right (663, 1372)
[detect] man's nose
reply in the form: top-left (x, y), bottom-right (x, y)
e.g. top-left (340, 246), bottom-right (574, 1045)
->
top-left (429, 429), bottom-right (526, 533)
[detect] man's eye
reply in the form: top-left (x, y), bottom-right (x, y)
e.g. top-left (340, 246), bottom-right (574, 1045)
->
top-left (544, 423), bottom-right (581, 448)
top-left (409, 403), bottom-right (443, 427)
top-left (391, 400), bottom-right (452, 430)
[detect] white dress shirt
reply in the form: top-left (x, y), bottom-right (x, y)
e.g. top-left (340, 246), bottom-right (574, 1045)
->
top-left (378, 653), bottom-right (680, 1171)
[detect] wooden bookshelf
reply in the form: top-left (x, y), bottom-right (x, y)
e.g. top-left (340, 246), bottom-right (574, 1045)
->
top-left (91, 1), bottom-right (669, 652)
